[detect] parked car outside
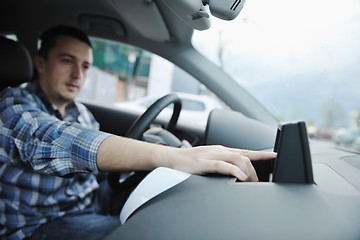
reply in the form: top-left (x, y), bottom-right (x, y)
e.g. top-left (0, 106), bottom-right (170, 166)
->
top-left (333, 128), bottom-right (360, 146)
top-left (114, 92), bottom-right (223, 128)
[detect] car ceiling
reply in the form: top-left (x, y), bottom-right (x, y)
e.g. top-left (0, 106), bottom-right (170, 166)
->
top-left (1, 0), bottom-right (194, 58)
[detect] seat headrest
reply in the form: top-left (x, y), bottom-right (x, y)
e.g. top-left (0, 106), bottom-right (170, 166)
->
top-left (0, 37), bottom-right (33, 89)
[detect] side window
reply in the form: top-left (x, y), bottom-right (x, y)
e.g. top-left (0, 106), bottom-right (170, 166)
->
top-left (4, 34), bottom-right (18, 41)
top-left (77, 38), bottom-right (225, 128)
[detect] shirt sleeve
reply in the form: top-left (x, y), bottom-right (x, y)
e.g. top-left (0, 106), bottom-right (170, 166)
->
top-left (0, 88), bottom-right (113, 176)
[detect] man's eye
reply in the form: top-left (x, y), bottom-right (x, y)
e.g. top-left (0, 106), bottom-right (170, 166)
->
top-left (61, 59), bottom-right (72, 64)
top-left (83, 65), bottom-right (90, 70)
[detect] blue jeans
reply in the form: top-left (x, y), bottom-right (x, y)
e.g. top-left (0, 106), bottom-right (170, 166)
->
top-left (30, 210), bottom-right (120, 240)
top-left (29, 176), bottom-right (128, 240)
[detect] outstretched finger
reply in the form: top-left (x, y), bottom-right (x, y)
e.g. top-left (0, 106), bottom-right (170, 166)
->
top-left (236, 149), bottom-right (277, 161)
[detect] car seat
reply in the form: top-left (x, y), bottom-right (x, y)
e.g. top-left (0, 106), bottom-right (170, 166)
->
top-left (0, 37), bottom-right (33, 90)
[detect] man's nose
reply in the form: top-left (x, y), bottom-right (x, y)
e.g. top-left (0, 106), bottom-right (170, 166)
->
top-left (71, 64), bottom-right (83, 79)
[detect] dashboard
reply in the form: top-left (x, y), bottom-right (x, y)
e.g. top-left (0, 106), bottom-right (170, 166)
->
top-left (105, 109), bottom-right (360, 240)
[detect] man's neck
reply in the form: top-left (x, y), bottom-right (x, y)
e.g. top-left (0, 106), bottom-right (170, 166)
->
top-left (56, 104), bottom-right (68, 118)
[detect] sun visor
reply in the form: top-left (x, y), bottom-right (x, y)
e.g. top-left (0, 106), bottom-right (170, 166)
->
top-left (79, 14), bottom-right (126, 38)
top-left (111, 0), bottom-right (171, 42)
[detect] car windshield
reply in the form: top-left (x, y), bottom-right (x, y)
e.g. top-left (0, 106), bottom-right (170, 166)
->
top-left (192, 0), bottom-right (360, 153)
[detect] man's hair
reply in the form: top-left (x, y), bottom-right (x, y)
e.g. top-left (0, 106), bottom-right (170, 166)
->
top-left (38, 25), bottom-right (92, 59)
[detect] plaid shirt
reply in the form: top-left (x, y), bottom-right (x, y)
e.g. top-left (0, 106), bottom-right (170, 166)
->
top-left (0, 82), bottom-right (112, 240)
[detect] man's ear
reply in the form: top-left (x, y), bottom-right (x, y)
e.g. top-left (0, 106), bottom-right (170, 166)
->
top-left (33, 56), bottom-right (45, 73)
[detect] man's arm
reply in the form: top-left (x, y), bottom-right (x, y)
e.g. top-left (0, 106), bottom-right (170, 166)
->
top-left (97, 135), bottom-right (276, 182)
top-left (1, 87), bottom-right (276, 181)
top-left (0, 87), bottom-right (111, 176)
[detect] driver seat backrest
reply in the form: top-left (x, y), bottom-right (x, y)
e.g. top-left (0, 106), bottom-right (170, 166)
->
top-left (0, 37), bottom-right (33, 90)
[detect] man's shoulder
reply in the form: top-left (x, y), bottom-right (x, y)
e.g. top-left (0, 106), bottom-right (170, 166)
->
top-left (0, 82), bottom-right (46, 114)
top-left (0, 84), bottom-right (34, 102)
top-left (74, 101), bottom-right (91, 114)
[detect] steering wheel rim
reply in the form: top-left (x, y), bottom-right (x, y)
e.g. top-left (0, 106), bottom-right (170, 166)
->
top-left (108, 93), bottom-right (182, 194)
top-left (125, 93), bottom-right (182, 140)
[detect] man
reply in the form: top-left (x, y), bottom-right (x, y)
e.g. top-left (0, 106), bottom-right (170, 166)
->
top-left (0, 25), bottom-right (276, 239)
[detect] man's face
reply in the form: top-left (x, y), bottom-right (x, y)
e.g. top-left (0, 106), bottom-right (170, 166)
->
top-left (35, 35), bottom-right (93, 107)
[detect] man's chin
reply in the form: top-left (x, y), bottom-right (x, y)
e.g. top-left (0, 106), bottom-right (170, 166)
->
top-left (61, 92), bottom-right (78, 102)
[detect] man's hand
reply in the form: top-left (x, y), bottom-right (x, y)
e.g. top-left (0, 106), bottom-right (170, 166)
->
top-left (170, 145), bottom-right (277, 182)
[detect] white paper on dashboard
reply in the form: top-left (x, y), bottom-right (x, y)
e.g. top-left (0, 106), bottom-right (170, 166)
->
top-left (119, 167), bottom-right (191, 224)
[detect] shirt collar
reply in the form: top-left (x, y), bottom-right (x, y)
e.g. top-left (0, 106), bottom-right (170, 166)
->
top-left (26, 81), bottom-right (80, 121)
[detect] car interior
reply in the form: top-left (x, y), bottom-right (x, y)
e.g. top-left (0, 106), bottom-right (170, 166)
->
top-left (1, 0), bottom-right (360, 239)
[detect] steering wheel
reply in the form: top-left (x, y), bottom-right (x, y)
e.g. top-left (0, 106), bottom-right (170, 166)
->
top-left (107, 93), bottom-right (182, 199)
top-left (125, 93), bottom-right (182, 140)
